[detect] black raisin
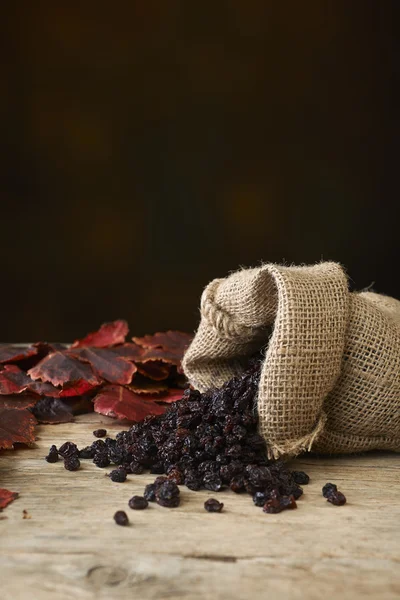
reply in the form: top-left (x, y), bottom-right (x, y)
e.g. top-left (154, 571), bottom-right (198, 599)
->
top-left (203, 472), bottom-right (223, 492)
top-left (108, 468), bottom-right (127, 482)
top-left (114, 510), bottom-right (129, 526)
top-left (291, 471), bottom-right (310, 485)
top-left (322, 482), bottom-right (338, 498)
top-left (45, 445), bottom-right (59, 463)
top-left (64, 456), bottom-right (80, 471)
top-left (93, 429), bottom-right (107, 438)
top-left (156, 481), bottom-right (180, 508)
top-left (128, 496), bottom-right (149, 510)
top-left (204, 498), bottom-right (224, 512)
top-left (144, 484), bottom-right (157, 502)
top-left (93, 452), bottom-right (110, 468)
top-left (327, 491), bottom-right (346, 506)
top-left (79, 446), bottom-right (95, 459)
top-left (58, 442), bottom-right (78, 458)
top-left (129, 461), bottom-right (144, 474)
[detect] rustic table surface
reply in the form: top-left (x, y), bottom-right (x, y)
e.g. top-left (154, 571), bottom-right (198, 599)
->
top-left (1, 412), bottom-right (399, 600)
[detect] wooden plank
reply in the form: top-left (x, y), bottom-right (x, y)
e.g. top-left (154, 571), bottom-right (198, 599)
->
top-left (1, 413), bottom-right (399, 600)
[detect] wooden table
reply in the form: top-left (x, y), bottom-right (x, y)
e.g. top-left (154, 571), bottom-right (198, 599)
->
top-left (1, 412), bottom-right (399, 600)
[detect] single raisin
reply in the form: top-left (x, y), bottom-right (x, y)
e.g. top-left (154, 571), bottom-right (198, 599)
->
top-left (327, 491), bottom-right (346, 506)
top-left (263, 498), bottom-right (282, 514)
top-left (322, 482), bottom-right (338, 498)
top-left (114, 510), bottom-right (129, 526)
top-left (128, 496), bottom-right (148, 510)
top-left (144, 484), bottom-right (157, 502)
top-left (93, 429), bottom-right (107, 438)
top-left (203, 472), bottom-right (223, 492)
top-left (156, 481), bottom-right (180, 508)
top-left (204, 498), bottom-right (224, 512)
top-left (291, 471), bottom-right (310, 485)
top-left (58, 442), bottom-right (78, 458)
top-left (79, 446), bottom-right (95, 459)
top-left (93, 452), bottom-right (110, 468)
top-left (253, 491), bottom-right (268, 507)
top-left (45, 445), bottom-right (59, 463)
top-left (108, 468), bottom-right (127, 483)
top-left (64, 456), bottom-right (80, 471)
top-left (129, 461), bottom-right (145, 474)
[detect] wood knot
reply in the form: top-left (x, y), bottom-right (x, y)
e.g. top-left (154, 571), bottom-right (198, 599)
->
top-left (86, 565), bottom-right (128, 587)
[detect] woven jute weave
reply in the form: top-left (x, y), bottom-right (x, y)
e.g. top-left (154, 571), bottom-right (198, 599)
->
top-left (182, 262), bottom-right (400, 457)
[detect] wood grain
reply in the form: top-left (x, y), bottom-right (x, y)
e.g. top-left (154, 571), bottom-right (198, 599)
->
top-left (1, 413), bottom-right (399, 600)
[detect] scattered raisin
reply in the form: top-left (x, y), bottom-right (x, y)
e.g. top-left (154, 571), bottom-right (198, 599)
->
top-left (322, 483), bottom-right (338, 498)
top-left (93, 452), bottom-right (110, 468)
top-left (58, 442), bottom-right (78, 458)
top-left (291, 471), bottom-right (310, 485)
top-left (64, 456), bottom-right (80, 471)
top-left (128, 496), bottom-right (148, 510)
top-left (203, 472), bottom-right (223, 492)
top-left (204, 498), bottom-right (224, 512)
top-left (114, 510), bottom-right (129, 526)
top-left (156, 481), bottom-right (180, 508)
top-left (327, 491), bottom-right (346, 506)
top-left (47, 361), bottom-right (312, 517)
top-left (108, 468), bottom-right (127, 483)
top-left (45, 445), bottom-right (59, 463)
top-left (93, 429), bottom-right (107, 438)
top-left (79, 446), bottom-right (95, 459)
top-left (129, 461), bottom-right (145, 474)
top-left (143, 484), bottom-right (157, 502)
top-left (253, 491), bottom-right (268, 507)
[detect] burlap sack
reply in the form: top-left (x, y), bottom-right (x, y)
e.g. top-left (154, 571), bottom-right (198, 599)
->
top-left (182, 262), bottom-right (400, 457)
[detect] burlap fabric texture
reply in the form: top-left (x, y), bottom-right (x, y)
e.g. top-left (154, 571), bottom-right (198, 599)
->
top-left (182, 262), bottom-right (400, 458)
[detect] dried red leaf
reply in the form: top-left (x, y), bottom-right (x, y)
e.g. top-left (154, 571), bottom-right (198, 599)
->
top-left (28, 352), bottom-right (101, 388)
top-left (68, 347), bottom-right (137, 385)
top-left (93, 385), bottom-right (167, 421)
top-left (156, 388), bottom-right (185, 404)
top-left (0, 365), bottom-right (60, 397)
top-left (127, 380), bottom-right (169, 395)
top-left (59, 379), bottom-right (100, 397)
top-left (0, 488), bottom-right (19, 510)
top-left (0, 408), bottom-right (37, 449)
top-left (72, 320), bottom-right (129, 348)
top-left (0, 394), bottom-right (39, 410)
top-left (109, 343), bottom-right (146, 361)
top-left (132, 331), bottom-right (192, 354)
top-left (0, 344), bottom-right (39, 364)
top-left (31, 398), bottom-right (74, 424)
top-left (136, 361), bottom-right (171, 381)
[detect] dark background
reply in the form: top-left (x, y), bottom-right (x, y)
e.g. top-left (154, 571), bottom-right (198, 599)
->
top-left (2, 2), bottom-right (399, 342)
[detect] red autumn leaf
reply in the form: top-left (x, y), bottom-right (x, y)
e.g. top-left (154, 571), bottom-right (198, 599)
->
top-left (0, 488), bottom-right (19, 510)
top-left (127, 380), bottom-right (169, 395)
top-left (0, 344), bottom-right (39, 364)
top-left (0, 394), bottom-right (39, 410)
top-left (67, 347), bottom-right (137, 385)
top-left (72, 320), bottom-right (129, 348)
top-left (0, 408), bottom-right (37, 449)
top-left (0, 365), bottom-right (60, 397)
top-left (59, 379), bottom-right (100, 397)
top-left (156, 388), bottom-right (185, 404)
top-left (109, 343), bottom-right (146, 361)
top-left (93, 385), bottom-right (167, 421)
top-left (31, 398), bottom-right (74, 424)
top-left (136, 361), bottom-right (171, 381)
top-left (28, 352), bottom-right (101, 388)
top-left (132, 331), bottom-right (192, 355)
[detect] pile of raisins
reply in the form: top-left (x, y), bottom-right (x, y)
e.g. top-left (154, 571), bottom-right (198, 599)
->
top-left (47, 362), bottom-right (346, 515)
